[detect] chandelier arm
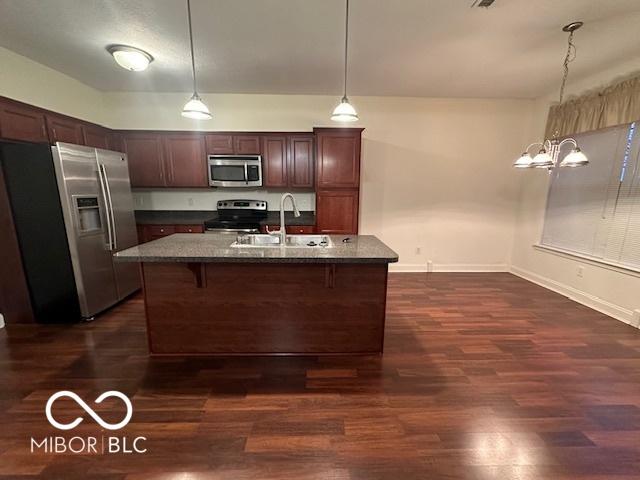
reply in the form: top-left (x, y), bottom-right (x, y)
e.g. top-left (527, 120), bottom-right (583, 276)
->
top-left (557, 137), bottom-right (578, 149)
top-left (524, 142), bottom-right (545, 153)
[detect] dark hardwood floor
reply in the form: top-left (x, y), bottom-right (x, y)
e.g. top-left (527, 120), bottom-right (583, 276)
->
top-left (1, 272), bottom-right (640, 479)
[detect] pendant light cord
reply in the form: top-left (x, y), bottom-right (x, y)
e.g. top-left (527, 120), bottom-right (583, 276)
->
top-left (343, 0), bottom-right (350, 99)
top-left (558, 29), bottom-right (576, 105)
top-left (186, 0), bottom-right (198, 95)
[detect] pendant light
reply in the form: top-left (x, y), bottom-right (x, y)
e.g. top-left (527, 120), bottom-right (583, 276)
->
top-left (331, 0), bottom-right (358, 122)
top-left (182, 0), bottom-right (212, 120)
top-left (513, 22), bottom-right (588, 170)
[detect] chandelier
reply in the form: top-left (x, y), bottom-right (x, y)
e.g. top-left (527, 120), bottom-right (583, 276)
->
top-left (514, 22), bottom-right (588, 170)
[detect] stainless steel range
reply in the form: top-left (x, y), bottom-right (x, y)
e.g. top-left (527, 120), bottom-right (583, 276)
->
top-left (204, 199), bottom-right (268, 233)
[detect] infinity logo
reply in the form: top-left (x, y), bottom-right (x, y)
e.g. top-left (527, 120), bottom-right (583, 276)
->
top-left (45, 391), bottom-right (133, 431)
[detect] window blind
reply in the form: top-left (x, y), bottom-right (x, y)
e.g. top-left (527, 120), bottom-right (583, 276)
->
top-left (541, 121), bottom-right (640, 269)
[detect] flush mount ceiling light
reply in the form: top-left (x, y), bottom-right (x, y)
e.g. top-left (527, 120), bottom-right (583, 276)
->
top-left (107, 45), bottom-right (153, 71)
top-left (181, 0), bottom-right (212, 120)
top-left (331, 0), bottom-right (358, 122)
top-left (513, 21), bottom-right (588, 170)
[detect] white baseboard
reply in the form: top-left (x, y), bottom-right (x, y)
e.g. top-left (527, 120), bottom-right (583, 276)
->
top-left (510, 265), bottom-right (638, 328)
top-left (389, 263), bottom-right (509, 273)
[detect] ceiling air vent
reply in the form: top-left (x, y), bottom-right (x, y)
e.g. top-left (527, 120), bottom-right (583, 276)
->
top-left (471, 0), bottom-right (496, 7)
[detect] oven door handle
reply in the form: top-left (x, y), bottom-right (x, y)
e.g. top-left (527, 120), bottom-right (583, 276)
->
top-left (244, 162), bottom-right (248, 185)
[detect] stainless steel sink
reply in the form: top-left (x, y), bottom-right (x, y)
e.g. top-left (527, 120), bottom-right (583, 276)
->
top-left (231, 234), bottom-right (334, 248)
top-left (285, 235), bottom-right (333, 248)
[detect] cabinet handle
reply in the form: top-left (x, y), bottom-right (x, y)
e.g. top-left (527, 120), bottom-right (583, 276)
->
top-left (188, 229), bottom-right (192, 232)
top-left (160, 229), bottom-right (164, 233)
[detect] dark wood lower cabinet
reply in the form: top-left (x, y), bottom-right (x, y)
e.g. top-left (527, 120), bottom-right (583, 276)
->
top-left (137, 224), bottom-right (204, 243)
top-left (260, 225), bottom-right (315, 234)
top-left (141, 262), bottom-right (388, 355)
top-left (316, 189), bottom-right (359, 234)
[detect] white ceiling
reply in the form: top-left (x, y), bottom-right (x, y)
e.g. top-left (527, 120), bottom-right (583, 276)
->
top-left (0, 0), bottom-right (639, 98)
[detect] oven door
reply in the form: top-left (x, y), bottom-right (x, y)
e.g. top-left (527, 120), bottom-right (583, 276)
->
top-left (208, 157), bottom-right (262, 187)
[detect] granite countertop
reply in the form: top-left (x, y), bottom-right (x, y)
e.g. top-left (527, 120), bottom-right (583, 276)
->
top-left (114, 233), bottom-right (399, 264)
top-left (134, 210), bottom-right (316, 226)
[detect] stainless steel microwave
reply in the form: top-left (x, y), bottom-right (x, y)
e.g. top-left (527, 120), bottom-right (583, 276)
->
top-left (207, 155), bottom-right (262, 188)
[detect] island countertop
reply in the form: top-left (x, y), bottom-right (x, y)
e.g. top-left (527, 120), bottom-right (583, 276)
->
top-left (114, 233), bottom-right (399, 264)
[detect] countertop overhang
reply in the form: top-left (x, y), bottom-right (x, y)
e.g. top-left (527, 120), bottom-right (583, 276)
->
top-left (114, 233), bottom-right (399, 264)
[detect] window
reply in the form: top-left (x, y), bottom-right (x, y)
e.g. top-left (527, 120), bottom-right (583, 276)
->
top-left (541, 121), bottom-right (640, 269)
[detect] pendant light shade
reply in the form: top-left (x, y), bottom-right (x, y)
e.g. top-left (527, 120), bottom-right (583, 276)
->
top-left (532, 150), bottom-right (554, 168)
top-left (331, 96), bottom-right (358, 122)
top-left (332, 0), bottom-right (358, 122)
top-left (182, 93), bottom-right (212, 120)
top-left (513, 152), bottom-right (534, 168)
top-left (182, 0), bottom-right (211, 120)
top-left (559, 148), bottom-right (589, 167)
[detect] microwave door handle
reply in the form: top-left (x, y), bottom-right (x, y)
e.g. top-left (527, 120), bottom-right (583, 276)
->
top-left (100, 164), bottom-right (117, 251)
top-left (97, 163), bottom-right (114, 251)
top-left (244, 163), bottom-right (248, 185)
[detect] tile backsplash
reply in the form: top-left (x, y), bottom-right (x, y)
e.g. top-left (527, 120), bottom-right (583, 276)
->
top-left (133, 189), bottom-right (315, 212)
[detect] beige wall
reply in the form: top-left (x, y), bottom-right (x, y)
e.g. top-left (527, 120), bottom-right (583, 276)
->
top-left (0, 47), bottom-right (106, 124)
top-left (511, 63), bottom-right (640, 326)
top-left (106, 92), bottom-right (533, 272)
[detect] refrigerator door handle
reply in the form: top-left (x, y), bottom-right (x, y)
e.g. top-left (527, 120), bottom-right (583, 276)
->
top-left (98, 163), bottom-right (116, 251)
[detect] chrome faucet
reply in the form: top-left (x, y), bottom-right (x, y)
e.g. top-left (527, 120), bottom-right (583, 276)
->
top-left (270, 192), bottom-right (301, 244)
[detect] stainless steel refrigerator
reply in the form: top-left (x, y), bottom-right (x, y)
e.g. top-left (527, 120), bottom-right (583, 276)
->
top-left (52, 142), bottom-right (140, 319)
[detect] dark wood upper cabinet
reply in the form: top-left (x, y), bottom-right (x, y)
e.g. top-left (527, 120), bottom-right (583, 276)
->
top-left (315, 128), bottom-right (362, 189)
top-left (82, 125), bottom-right (110, 149)
top-left (0, 102), bottom-right (48, 143)
top-left (46, 115), bottom-right (84, 145)
top-left (122, 133), bottom-right (165, 187)
top-left (206, 134), bottom-right (261, 155)
top-left (109, 132), bottom-right (125, 153)
top-left (205, 134), bottom-right (234, 154)
top-left (316, 189), bottom-right (359, 234)
top-left (288, 135), bottom-right (314, 189)
top-left (234, 135), bottom-right (261, 154)
top-left (262, 136), bottom-right (288, 188)
top-left (163, 134), bottom-right (207, 187)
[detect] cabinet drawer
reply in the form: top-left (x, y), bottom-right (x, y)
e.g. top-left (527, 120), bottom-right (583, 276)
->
top-left (260, 225), bottom-right (315, 234)
top-left (176, 225), bottom-right (204, 233)
top-left (148, 225), bottom-right (176, 237)
top-left (287, 225), bottom-right (315, 234)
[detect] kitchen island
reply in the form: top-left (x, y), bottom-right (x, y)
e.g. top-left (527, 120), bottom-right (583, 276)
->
top-left (115, 233), bottom-right (398, 355)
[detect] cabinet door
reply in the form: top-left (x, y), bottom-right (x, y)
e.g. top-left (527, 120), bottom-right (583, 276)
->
top-left (234, 135), bottom-right (261, 154)
top-left (122, 133), bottom-right (166, 187)
top-left (262, 136), bottom-right (288, 188)
top-left (82, 125), bottom-right (110, 149)
top-left (163, 134), bottom-right (207, 187)
top-left (316, 190), bottom-right (359, 234)
top-left (205, 134), bottom-right (234, 154)
top-left (315, 129), bottom-right (361, 189)
top-left (0, 102), bottom-right (48, 143)
top-left (46, 115), bottom-right (84, 145)
top-left (109, 132), bottom-right (125, 152)
top-left (288, 135), bottom-right (314, 188)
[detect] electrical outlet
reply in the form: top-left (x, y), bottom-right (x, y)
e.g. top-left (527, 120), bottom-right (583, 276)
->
top-left (415, 247), bottom-right (421, 255)
top-left (188, 197), bottom-right (194, 206)
top-left (577, 266), bottom-right (584, 278)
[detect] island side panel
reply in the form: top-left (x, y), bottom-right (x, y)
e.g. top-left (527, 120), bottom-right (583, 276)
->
top-left (141, 262), bottom-right (388, 355)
